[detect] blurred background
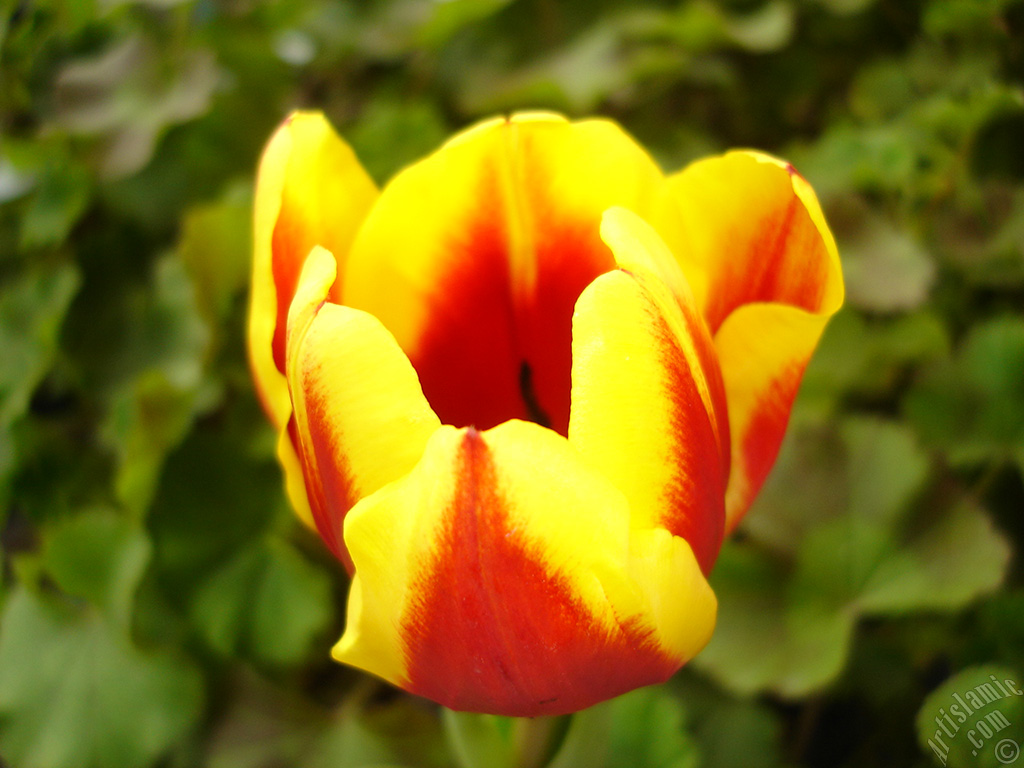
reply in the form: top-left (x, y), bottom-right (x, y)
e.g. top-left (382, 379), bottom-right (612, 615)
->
top-left (1, 1), bottom-right (1022, 767)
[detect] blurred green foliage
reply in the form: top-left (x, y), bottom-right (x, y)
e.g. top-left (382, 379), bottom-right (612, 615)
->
top-left (1, 0), bottom-right (1022, 767)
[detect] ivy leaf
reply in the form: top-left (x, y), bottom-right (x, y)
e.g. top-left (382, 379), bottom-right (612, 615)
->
top-left (51, 34), bottom-right (218, 178)
top-left (843, 417), bottom-right (931, 526)
top-left (916, 665), bottom-right (1024, 768)
top-left (841, 213), bottom-right (936, 312)
top-left (673, 674), bottom-right (785, 768)
top-left (693, 543), bottom-right (856, 698)
top-left (190, 536), bottom-right (334, 667)
top-left (97, 255), bottom-right (214, 516)
top-left (905, 316), bottom-right (1024, 465)
top-left (42, 508), bottom-right (152, 631)
top-left (176, 186), bottom-right (252, 331)
top-left (348, 96), bottom-right (449, 185)
top-left (0, 262), bottom-right (80, 507)
top-left (102, 371), bottom-right (213, 518)
top-left (415, 0), bottom-right (517, 48)
top-left (148, 423), bottom-right (281, 595)
top-left (854, 500), bottom-right (1012, 614)
top-left (698, 418), bottom-right (1009, 697)
top-left (19, 158), bottom-right (91, 250)
top-left (723, 0), bottom-right (794, 53)
top-left (0, 586), bottom-right (204, 768)
top-left (0, 262), bottom-right (80, 430)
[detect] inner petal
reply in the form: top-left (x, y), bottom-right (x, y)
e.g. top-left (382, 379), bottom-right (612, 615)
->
top-left (342, 114), bottom-right (667, 435)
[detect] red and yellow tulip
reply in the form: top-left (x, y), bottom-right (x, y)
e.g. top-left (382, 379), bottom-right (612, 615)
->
top-left (247, 111), bottom-right (842, 717)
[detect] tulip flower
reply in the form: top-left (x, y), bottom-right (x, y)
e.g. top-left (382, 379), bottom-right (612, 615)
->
top-left (247, 111), bottom-right (842, 717)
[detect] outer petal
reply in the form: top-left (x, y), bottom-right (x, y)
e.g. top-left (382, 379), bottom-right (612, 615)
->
top-left (569, 209), bottom-right (729, 574)
top-left (285, 247), bottom-right (441, 569)
top-left (342, 113), bottom-right (670, 435)
top-left (248, 111), bottom-right (378, 525)
top-left (666, 152), bottom-right (843, 531)
top-left (335, 420), bottom-right (716, 716)
top-left (665, 151), bottom-right (842, 334)
top-left (716, 304), bottom-right (830, 530)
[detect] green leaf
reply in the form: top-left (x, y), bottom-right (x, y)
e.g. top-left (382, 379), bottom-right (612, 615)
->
top-left (916, 665), bottom-right (1024, 768)
top-left (0, 586), bottom-right (204, 768)
top-left (120, 253), bottom-right (212, 392)
top-left (700, 416), bottom-right (1008, 697)
top-left (191, 536), bottom-right (334, 666)
top-left (977, 591), bottom-right (1024, 675)
top-left (798, 308), bottom-right (950, 414)
top-left (52, 35), bottom-right (218, 178)
top-left (905, 316), bottom-right (1024, 464)
top-left (42, 508), bottom-right (152, 630)
top-left (311, 688), bottom-right (450, 768)
top-left (604, 687), bottom-right (697, 768)
top-left (415, 0), bottom-right (517, 48)
top-left (102, 371), bottom-right (214, 517)
top-left (97, 254), bottom-right (214, 515)
top-left (635, 3), bottom-right (728, 51)
top-left (148, 423), bottom-right (281, 595)
top-left (176, 185), bottom-right (253, 330)
top-left (694, 543), bottom-right (856, 698)
top-left (849, 60), bottom-right (916, 122)
top-left (673, 674), bottom-right (785, 768)
top-left (0, 262), bottom-right (80, 505)
top-left (843, 417), bottom-right (931, 526)
top-left (348, 96), bottom-right (450, 185)
top-left (729, 424), bottom-right (846, 555)
top-left (0, 262), bottom-right (80, 429)
top-left (0, 153), bottom-right (35, 204)
top-left (941, 184), bottom-right (1024, 286)
top-left (855, 500), bottom-right (1011, 613)
top-left (203, 670), bottom-right (324, 768)
top-left (723, 0), bottom-right (794, 53)
top-left (840, 213), bottom-right (936, 312)
top-left (459, 24), bottom-right (633, 113)
top-left (743, 417), bottom-right (928, 553)
top-left (19, 159), bottom-right (91, 250)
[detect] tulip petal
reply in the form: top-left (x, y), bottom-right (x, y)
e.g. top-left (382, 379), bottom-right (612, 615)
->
top-left (249, 110), bottom-right (378, 427)
top-left (569, 208), bottom-right (729, 574)
top-left (286, 247), bottom-right (441, 568)
top-left (665, 151), bottom-right (842, 334)
top-left (248, 112), bottom-right (377, 526)
top-left (716, 303), bottom-right (830, 531)
top-left (335, 420), bottom-right (716, 716)
top-left (666, 152), bottom-right (843, 530)
top-left (342, 113), bottom-right (669, 435)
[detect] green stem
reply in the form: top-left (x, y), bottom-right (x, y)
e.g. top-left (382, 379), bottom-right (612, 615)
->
top-left (442, 710), bottom-right (568, 768)
top-left (513, 715), bottom-right (566, 768)
top-left (442, 705), bottom-right (612, 768)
